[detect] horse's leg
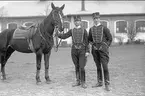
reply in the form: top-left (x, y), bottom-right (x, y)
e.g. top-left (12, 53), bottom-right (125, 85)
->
top-left (44, 51), bottom-right (51, 84)
top-left (36, 50), bottom-right (42, 84)
top-left (1, 47), bottom-right (15, 80)
top-left (1, 53), bottom-right (6, 80)
top-left (5, 46), bottom-right (15, 63)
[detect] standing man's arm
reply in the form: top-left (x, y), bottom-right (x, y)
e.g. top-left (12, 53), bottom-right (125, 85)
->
top-left (104, 27), bottom-right (112, 46)
top-left (58, 29), bottom-right (72, 39)
top-left (83, 29), bottom-right (90, 53)
top-left (88, 28), bottom-right (93, 44)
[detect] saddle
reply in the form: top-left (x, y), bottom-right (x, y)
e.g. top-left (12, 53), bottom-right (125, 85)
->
top-left (19, 25), bottom-right (32, 30)
top-left (13, 24), bottom-right (37, 52)
top-left (13, 25), bottom-right (36, 39)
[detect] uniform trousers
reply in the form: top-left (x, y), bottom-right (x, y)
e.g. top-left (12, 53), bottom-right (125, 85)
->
top-left (91, 45), bottom-right (110, 85)
top-left (71, 48), bottom-right (87, 83)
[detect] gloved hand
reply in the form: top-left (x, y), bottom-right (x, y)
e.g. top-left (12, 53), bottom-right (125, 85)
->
top-left (85, 52), bottom-right (90, 57)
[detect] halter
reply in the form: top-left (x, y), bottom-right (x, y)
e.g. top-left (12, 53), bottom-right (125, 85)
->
top-left (51, 10), bottom-right (64, 52)
top-left (52, 10), bottom-right (63, 29)
top-left (37, 10), bottom-right (64, 52)
top-left (53, 27), bottom-right (64, 52)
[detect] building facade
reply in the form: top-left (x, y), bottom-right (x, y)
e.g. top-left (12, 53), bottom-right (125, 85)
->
top-left (0, 13), bottom-right (145, 45)
top-left (64, 13), bottom-right (145, 44)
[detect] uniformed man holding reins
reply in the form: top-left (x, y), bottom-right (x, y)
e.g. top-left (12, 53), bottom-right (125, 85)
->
top-left (88, 12), bottom-right (112, 91)
top-left (57, 15), bottom-right (90, 88)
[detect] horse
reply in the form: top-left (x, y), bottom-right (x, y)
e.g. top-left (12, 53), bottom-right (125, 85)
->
top-left (0, 3), bottom-right (65, 84)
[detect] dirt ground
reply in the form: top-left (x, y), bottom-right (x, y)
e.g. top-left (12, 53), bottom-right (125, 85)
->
top-left (0, 44), bottom-right (145, 96)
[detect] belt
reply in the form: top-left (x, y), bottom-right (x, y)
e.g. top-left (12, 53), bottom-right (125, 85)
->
top-left (92, 43), bottom-right (102, 50)
top-left (73, 43), bottom-right (84, 49)
top-left (74, 45), bottom-right (82, 49)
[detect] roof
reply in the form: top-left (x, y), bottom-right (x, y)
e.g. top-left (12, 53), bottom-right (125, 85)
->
top-left (67, 12), bottom-right (145, 17)
top-left (1, 13), bottom-right (145, 19)
top-left (0, 1), bottom-right (145, 17)
top-left (1, 15), bottom-right (46, 19)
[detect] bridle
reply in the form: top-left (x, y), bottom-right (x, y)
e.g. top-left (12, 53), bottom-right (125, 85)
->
top-left (53, 26), bottom-right (64, 52)
top-left (30, 8), bottom-right (64, 52)
top-left (52, 10), bottom-right (64, 52)
top-left (37, 10), bottom-right (64, 52)
top-left (52, 10), bottom-right (63, 29)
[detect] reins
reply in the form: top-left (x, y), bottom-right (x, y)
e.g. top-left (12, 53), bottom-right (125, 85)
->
top-left (53, 27), bottom-right (64, 52)
top-left (37, 23), bottom-right (63, 52)
top-left (37, 23), bottom-right (53, 50)
top-left (36, 9), bottom-right (64, 52)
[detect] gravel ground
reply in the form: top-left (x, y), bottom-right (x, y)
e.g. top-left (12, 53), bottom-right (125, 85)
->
top-left (0, 44), bottom-right (145, 96)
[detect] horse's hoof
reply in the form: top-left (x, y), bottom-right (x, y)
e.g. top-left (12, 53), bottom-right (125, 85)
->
top-left (46, 79), bottom-right (51, 84)
top-left (1, 77), bottom-right (6, 81)
top-left (2, 80), bottom-right (9, 83)
top-left (36, 81), bottom-right (42, 85)
top-left (1, 78), bottom-right (9, 83)
top-left (2, 78), bottom-right (6, 81)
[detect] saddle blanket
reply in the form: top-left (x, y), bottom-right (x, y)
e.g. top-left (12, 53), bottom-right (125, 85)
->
top-left (13, 29), bottom-right (29, 39)
top-left (12, 25), bottom-right (37, 52)
top-left (13, 25), bottom-right (36, 39)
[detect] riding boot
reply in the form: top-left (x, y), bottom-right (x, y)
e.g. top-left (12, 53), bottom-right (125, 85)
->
top-left (104, 65), bottom-right (110, 91)
top-left (104, 75), bottom-right (110, 91)
top-left (80, 68), bottom-right (87, 88)
top-left (92, 70), bottom-right (103, 88)
top-left (105, 84), bottom-right (110, 91)
top-left (72, 70), bottom-right (80, 87)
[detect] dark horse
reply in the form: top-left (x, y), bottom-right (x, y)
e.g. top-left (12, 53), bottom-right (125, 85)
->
top-left (0, 3), bottom-right (65, 84)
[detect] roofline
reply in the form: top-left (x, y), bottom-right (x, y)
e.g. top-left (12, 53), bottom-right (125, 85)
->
top-left (0, 13), bottom-right (145, 19)
top-left (0, 15), bottom-right (46, 19)
top-left (66, 13), bottom-right (145, 17)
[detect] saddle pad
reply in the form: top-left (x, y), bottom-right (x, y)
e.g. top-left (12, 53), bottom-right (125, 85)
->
top-left (13, 28), bottom-right (29, 39)
top-left (13, 26), bottom-right (36, 39)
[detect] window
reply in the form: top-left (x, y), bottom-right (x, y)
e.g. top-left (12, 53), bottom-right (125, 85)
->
top-left (0, 23), bottom-right (1, 33)
top-left (8, 22), bottom-right (17, 29)
top-left (63, 21), bottom-right (70, 33)
top-left (63, 22), bottom-right (70, 29)
top-left (135, 20), bottom-right (145, 33)
top-left (100, 21), bottom-right (108, 27)
top-left (81, 20), bottom-right (89, 31)
top-left (116, 20), bottom-right (127, 33)
top-left (60, 21), bottom-right (72, 45)
top-left (23, 22), bottom-right (34, 27)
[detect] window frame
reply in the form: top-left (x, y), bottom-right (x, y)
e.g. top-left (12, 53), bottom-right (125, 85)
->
top-left (134, 19), bottom-right (145, 33)
top-left (100, 20), bottom-right (109, 28)
top-left (81, 20), bottom-right (89, 31)
top-left (7, 22), bottom-right (18, 29)
top-left (0, 23), bottom-right (1, 33)
top-left (63, 21), bottom-right (71, 32)
top-left (114, 20), bottom-right (128, 34)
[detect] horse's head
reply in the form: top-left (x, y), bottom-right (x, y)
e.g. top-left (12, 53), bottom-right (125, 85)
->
top-left (51, 3), bottom-right (65, 32)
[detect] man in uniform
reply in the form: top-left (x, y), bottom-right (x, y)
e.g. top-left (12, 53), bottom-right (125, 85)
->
top-left (57, 15), bottom-right (90, 88)
top-left (88, 12), bottom-right (112, 91)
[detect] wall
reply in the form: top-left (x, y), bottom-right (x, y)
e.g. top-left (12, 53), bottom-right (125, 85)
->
top-left (0, 16), bottom-right (45, 31)
top-left (0, 13), bottom-right (145, 45)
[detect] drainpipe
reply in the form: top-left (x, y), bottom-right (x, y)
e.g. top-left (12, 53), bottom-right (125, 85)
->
top-left (81, 0), bottom-right (85, 11)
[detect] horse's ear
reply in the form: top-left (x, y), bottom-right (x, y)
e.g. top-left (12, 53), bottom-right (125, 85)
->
top-left (51, 3), bottom-right (55, 9)
top-left (60, 4), bottom-right (65, 10)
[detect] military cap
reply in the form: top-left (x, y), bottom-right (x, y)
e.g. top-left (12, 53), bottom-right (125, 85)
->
top-left (73, 15), bottom-right (81, 21)
top-left (92, 12), bottom-right (100, 19)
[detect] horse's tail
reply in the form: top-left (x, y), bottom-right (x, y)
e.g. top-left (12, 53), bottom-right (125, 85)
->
top-left (0, 29), bottom-right (8, 50)
top-left (0, 29), bottom-right (15, 51)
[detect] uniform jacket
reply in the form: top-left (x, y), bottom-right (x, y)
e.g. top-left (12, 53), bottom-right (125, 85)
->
top-left (58, 27), bottom-right (90, 53)
top-left (88, 24), bottom-right (112, 51)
